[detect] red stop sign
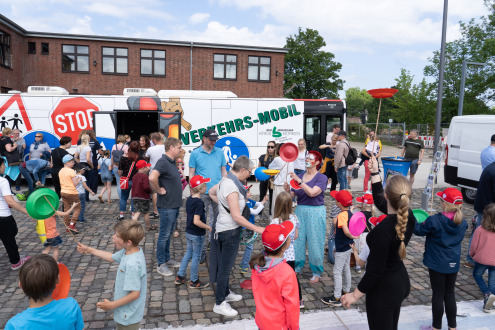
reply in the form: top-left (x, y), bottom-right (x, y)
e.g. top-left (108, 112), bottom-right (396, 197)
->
top-left (50, 97), bottom-right (100, 141)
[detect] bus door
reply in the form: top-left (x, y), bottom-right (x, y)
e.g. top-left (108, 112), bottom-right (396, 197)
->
top-left (303, 100), bottom-right (346, 152)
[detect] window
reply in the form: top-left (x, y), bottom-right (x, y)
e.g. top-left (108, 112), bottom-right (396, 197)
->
top-left (0, 30), bottom-right (11, 68)
top-left (140, 49), bottom-right (165, 76)
top-left (102, 47), bottom-right (128, 75)
top-left (248, 56), bottom-right (271, 82)
top-left (62, 45), bottom-right (89, 72)
top-left (41, 43), bottom-right (49, 55)
top-left (28, 42), bottom-right (36, 54)
top-left (213, 54), bottom-right (237, 80)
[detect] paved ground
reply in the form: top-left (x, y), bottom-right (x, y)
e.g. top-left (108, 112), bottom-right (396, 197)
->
top-left (0, 177), bottom-right (492, 329)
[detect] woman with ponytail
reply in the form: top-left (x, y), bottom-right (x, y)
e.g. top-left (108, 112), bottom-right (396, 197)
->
top-left (415, 188), bottom-right (467, 330)
top-left (341, 155), bottom-right (415, 330)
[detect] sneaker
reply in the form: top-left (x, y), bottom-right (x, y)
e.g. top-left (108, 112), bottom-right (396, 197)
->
top-left (15, 187), bottom-right (20, 191)
top-left (11, 256), bottom-right (31, 270)
top-left (189, 280), bottom-right (209, 289)
top-left (213, 301), bottom-right (238, 317)
top-left (225, 290), bottom-right (242, 302)
top-left (464, 262), bottom-right (475, 268)
top-left (300, 300), bottom-right (305, 309)
top-left (240, 266), bottom-right (249, 274)
top-left (116, 214), bottom-right (124, 221)
top-left (166, 259), bottom-right (180, 268)
top-left (342, 290), bottom-right (348, 296)
top-left (67, 224), bottom-right (79, 233)
top-left (483, 294), bottom-right (495, 313)
top-left (175, 275), bottom-right (186, 285)
top-left (79, 218), bottom-right (87, 223)
top-left (150, 213), bottom-right (159, 219)
top-left (157, 264), bottom-right (173, 276)
top-left (321, 295), bottom-right (341, 307)
top-left (355, 266), bottom-right (362, 274)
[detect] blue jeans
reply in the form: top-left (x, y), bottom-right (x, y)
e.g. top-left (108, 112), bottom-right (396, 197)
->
top-left (215, 226), bottom-right (241, 305)
top-left (119, 180), bottom-right (134, 213)
top-left (33, 169), bottom-right (50, 185)
top-left (239, 241), bottom-right (254, 269)
top-left (178, 233), bottom-right (205, 282)
top-left (466, 212), bottom-right (483, 264)
top-left (156, 207), bottom-right (180, 266)
top-left (113, 167), bottom-right (121, 198)
top-left (337, 167), bottom-right (348, 190)
top-left (19, 166), bottom-right (34, 193)
top-left (473, 262), bottom-right (495, 296)
top-left (78, 193), bottom-right (86, 221)
top-left (328, 238), bottom-right (335, 264)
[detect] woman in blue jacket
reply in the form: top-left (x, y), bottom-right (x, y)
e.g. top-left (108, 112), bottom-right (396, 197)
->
top-left (414, 188), bottom-right (467, 330)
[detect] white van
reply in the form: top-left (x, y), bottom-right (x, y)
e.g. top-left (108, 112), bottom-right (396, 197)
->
top-left (444, 115), bottom-right (495, 203)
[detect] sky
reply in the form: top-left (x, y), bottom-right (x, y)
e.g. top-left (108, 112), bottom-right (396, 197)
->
top-left (0, 0), bottom-right (490, 99)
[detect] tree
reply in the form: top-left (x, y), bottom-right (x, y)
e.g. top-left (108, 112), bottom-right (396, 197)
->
top-left (284, 28), bottom-right (344, 99)
top-left (344, 87), bottom-right (373, 117)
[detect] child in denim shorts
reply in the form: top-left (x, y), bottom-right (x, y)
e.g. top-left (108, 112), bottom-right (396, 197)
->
top-left (41, 202), bottom-right (78, 262)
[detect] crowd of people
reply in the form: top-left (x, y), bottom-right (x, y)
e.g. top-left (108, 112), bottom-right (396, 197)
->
top-left (0, 127), bottom-right (494, 330)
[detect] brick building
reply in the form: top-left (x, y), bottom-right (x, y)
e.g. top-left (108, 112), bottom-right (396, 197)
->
top-left (0, 14), bottom-right (286, 97)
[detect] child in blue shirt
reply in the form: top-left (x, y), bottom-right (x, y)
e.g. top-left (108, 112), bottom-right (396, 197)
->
top-left (6, 254), bottom-right (84, 330)
top-left (77, 220), bottom-right (147, 330)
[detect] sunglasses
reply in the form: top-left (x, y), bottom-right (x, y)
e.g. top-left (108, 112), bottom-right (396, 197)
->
top-left (267, 146), bottom-right (275, 149)
top-left (35, 135), bottom-right (42, 138)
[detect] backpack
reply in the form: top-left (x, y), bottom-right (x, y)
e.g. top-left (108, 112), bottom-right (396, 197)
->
top-left (112, 144), bottom-right (124, 164)
top-left (344, 142), bottom-right (358, 166)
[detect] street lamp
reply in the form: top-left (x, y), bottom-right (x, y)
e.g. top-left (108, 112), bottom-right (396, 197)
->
top-left (458, 60), bottom-right (485, 116)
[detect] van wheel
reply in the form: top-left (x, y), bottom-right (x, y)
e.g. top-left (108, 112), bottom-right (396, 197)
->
top-left (461, 188), bottom-right (476, 204)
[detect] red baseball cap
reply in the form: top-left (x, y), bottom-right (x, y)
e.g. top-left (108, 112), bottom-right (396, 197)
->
top-left (436, 188), bottom-right (463, 205)
top-left (136, 160), bottom-right (151, 169)
top-left (369, 214), bottom-right (386, 226)
top-left (330, 190), bottom-right (353, 206)
top-left (356, 194), bottom-right (373, 205)
top-left (189, 175), bottom-right (211, 189)
top-left (262, 221), bottom-right (294, 251)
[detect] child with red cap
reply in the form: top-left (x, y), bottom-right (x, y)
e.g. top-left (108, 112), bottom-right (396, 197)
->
top-left (414, 187), bottom-right (468, 330)
top-left (250, 221), bottom-right (299, 330)
top-left (322, 190), bottom-right (358, 307)
top-left (131, 160), bottom-right (155, 230)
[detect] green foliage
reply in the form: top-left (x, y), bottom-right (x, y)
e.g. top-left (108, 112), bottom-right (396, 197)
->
top-left (344, 87), bottom-right (373, 117)
top-left (284, 28), bottom-right (344, 99)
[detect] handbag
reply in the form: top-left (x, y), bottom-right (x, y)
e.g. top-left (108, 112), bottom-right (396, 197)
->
top-left (119, 161), bottom-right (135, 190)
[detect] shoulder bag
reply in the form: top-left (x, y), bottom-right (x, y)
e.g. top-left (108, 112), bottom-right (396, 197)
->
top-left (119, 160), bottom-right (135, 190)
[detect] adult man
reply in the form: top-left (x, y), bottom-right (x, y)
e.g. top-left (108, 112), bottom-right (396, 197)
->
top-left (146, 132), bottom-right (166, 218)
top-left (189, 129), bottom-right (227, 263)
top-left (28, 132), bottom-right (50, 160)
top-left (326, 124), bottom-right (341, 143)
top-left (480, 134), bottom-right (495, 170)
top-left (82, 130), bottom-right (103, 201)
top-left (401, 129), bottom-right (424, 185)
top-left (12, 129), bottom-right (25, 191)
top-left (334, 130), bottom-right (350, 190)
top-left (465, 161), bottom-right (495, 268)
top-left (150, 137), bottom-right (183, 276)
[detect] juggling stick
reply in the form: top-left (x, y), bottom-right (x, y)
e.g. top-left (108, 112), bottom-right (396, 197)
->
top-left (43, 196), bottom-right (80, 244)
top-left (327, 306), bottom-right (349, 330)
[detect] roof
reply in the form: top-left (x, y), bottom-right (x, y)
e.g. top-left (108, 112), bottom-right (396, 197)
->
top-left (0, 14), bottom-right (287, 54)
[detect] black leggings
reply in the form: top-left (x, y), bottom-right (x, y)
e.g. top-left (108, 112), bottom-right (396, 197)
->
top-left (429, 268), bottom-right (457, 329)
top-left (0, 215), bottom-right (20, 265)
top-left (286, 260), bottom-right (302, 301)
top-left (366, 293), bottom-right (402, 330)
top-left (325, 162), bottom-right (338, 191)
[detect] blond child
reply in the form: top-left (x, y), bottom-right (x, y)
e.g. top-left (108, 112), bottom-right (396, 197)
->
top-left (41, 202), bottom-right (78, 262)
top-left (98, 150), bottom-right (113, 204)
top-left (77, 220), bottom-right (147, 330)
top-left (74, 164), bottom-right (95, 223)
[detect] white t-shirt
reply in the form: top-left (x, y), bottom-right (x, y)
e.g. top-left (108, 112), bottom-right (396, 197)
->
top-left (145, 145), bottom-right (165, 170)
top-left (365, 141), bottom-right (380, 156)
top-left (216, 178), bottom-right (246, 234)
top-left (0, 177), bottom-right (12, 216)
top-left (75, 174), bottom-right (87, 194)
top-left (326, 132), bottom-right (334, 144)
top-left (269, 157), bottom-right (295, 185)
top-left (294, 150), bottom-right (307, 171)
top-left (77, 146), bottom-right (92, 163)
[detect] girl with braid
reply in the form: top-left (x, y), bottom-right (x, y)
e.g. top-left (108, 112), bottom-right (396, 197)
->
top-left (341, 155), bottom-right (416, 330)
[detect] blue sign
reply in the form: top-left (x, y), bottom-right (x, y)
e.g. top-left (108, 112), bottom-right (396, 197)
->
top-left (215, 136), bottom-right (250, 171)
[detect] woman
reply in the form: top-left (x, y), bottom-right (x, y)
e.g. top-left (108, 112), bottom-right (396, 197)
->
top-left (51, 136), bottom-right (72, 198)
top-left (0, 127), bottom-right (19, 186)
top-left (294, 138), bottom-right (307, 175)
top-left (285, 150), bottom-right (327, 283)
top-left (209, 156), bottom-right (264, 317)
top-left (0, 158), bottom-right (31, 270)
top-left (111, 135), bottom-right (129, 198)
top-left (28, 132), bottom-right (50, 160)
top-left (74, 134), bottom-right (93, 169)
top-left (362, 134), bottom-right (381, 193)
top-left (269, 143), bottom-right (294, 217)
top-left (139, 135), bottom-right (150, 160)
top-left (341, 156), bottom-right (416, 330)
top-left (117, 141), bottom-right (141, 220)
top-left (319, 134), bottom-right (338, 191)
top-left (124, 134), bottom-right (131, 146)
top-left (258, 141), bottom-right (276, 215)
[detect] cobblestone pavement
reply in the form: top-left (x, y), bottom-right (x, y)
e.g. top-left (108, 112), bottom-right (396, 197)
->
top-left (0, 187), bottom-right (489, 329)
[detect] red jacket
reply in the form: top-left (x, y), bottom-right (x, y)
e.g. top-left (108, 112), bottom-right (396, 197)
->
top-left (251, 260), bottom-right (300, 330)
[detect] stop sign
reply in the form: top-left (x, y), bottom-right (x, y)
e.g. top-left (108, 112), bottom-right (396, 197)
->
top-left (50, 97), bottom-right (100, 141)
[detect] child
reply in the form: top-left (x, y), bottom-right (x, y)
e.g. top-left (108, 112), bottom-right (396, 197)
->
top-left (322, 190), bottom-right (358, 307)
top-left (74, 164), bottom-right (95, 223)
top-left (239, 186), bottom-right (268, 274)
top-left (5, 254), bottom-right (84, 329)
top-left (59, 155), bottom-right (82, 233)
top-left (175, 175), bottom-right (212, 288)
top-left (77, 220), bottom-right (147, 330)
top-left (470, 203), bottom-right (495, 313)
top-left (269, 191), bottom-right (303, 308)
top-left (131, 160), bottom-right (155, 230)
top-left (353, 193), bottom-right (374, 274)
top-left (41, 202), bottom-right (78, 262)
top-left (250, 221), bottom-right (299, 330)
top-left (415, 188), bottom-right (467, 329)
top-left (328, 203), bottom-right (340, 264)
top-left (98, 150), bottom-right (113, 204)
top-left (346, 163), bottom-right (355, 189)
top-left (351, 214), bottom-right (386, 270)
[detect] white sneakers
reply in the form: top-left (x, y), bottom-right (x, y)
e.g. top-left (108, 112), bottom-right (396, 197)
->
top-left (213, 301), bottom-right (238, 317)
top-left (166, 259), bottom-right (181, 268)
top-left (156, 264), bottom-right (173, 276)
top-left (225, 290), bottom-right (243, 302)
